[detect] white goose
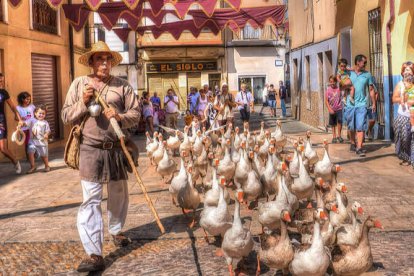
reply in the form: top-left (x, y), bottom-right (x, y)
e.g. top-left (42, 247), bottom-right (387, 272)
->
top-left (217, 139), bottom-right (236, 183)
top-left (272, 120), bottom-right (287, 151)
top-left (169, 152), bottom-right (188, 205)
top-left (156, 144), bottom-right (177, 183)
top-left (200, 183), bottom-right (232, 243)
top-left (289, 208), bottom-right (331, 276)
top-left (204, 160), bottom-right (230, 207)
top-left (336, 201), bottom-right (364, 248)
top-left (177, 165), bottom-right (200, 228)
top-left (304, 130), bottom-right (319, 167)
top-left (221, 189), bottom-right (254, 276)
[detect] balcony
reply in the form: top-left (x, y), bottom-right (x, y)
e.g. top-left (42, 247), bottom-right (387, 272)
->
top-left (32, 0), bottom-right (58, 35)
top-left (228, 25), bottom-right (285, 47)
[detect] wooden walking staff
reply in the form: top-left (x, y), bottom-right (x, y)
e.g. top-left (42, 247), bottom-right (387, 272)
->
top-left (94, 91), bottom-right (166, 234)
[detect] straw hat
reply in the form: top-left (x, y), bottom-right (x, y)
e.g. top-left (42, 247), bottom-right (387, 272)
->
top-left (78, 41), bottom-right (123, 67)
top-left (11, 128), bottom-right (25, 146)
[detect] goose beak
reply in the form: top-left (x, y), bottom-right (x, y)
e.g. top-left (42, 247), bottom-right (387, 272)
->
top-left (214, 159), bottom-right (220, 166)
top-left (374, 220), bottom-right (383, 229)
top-left (306, 202), bottom-right (313, 209)
top-left (357, 207), bottom-right (364, 215)
top-left (286, 155), bottom-right (292, 162)
top-left (237, 191), bottom-right (244, 203)
top-left (300, 145), bottom-right (305, 152)
top-left (281, 162), bottom-right (288, 171)
top-left (283, 212), bottom-right (292, 223)
top-left (335, 165), bottom-right (341, 172)
top-left (320, 211), bottom-right (328, 220)
top-left (331, 204), bottom-right (339, 213)
top-left (220, 177), bottom-right (226, 185)
top-left (249, 152), bottom-right (254, 159)
top-left (341, 185), bottom-right (348, 193)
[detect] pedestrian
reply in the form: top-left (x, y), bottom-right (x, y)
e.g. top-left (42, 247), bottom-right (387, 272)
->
top-left (164, 88), bottom-right (179, 129)
top-left (235, 83), bottom-right (254, 123)
top-left (325, 75), bottom-right (343, 143)
top-left (366, 80), bottom-right (379, 141)
top-left (279, 81), bottom-right (287, 118)
top-left (400, 74), bottom-right (414, 133)
top-left (0, 73), bottom-right (22, 174)
top-left (26, 104), bottom-right (51, 173)
top-left (392, 61), bottom-right (414, 168)
top-left (196, 88), bottom-right (208, 125)
top-left (202, 92), bottom-right (218, 129)
top-left (203, 83), bottom-right (213, 97)
top-left (150, 91), bottom-right (161, 109)
top-left (188, 86), bottom-right (199, 115)
top-left (346, 54), bottom-right (376, 157)
top-left (16, 91), bottom-right (36, 153)
top-left (259, 83), bottom-right (269, 115)
top-left (61, 41), bottom-right (140, 272)
top-left (267, 84), bottom-right (277, 117)
top-left (214, 83), bottom-right (236, 127)
top-left (337, 58), bottom-right (355, 104)
top-left (141, 91), bottom-right (154, 135)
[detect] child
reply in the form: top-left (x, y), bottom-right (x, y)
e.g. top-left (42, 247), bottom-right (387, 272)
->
top-left (401, 75), bottom-right (414, 132)
top-left (325, 75), bottom-right (343, 143)
top-left (337, 58), bottom-right (355, 105)
top-left (16, 92), bottom-right (35, 151)
top-left (184, 110), bottom-right (193, 126)
top-left (27, 104), bottom-right (51, 173)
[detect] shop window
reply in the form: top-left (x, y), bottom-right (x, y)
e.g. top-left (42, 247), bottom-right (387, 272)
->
top-left (32, 0), bottom-right (58, 35)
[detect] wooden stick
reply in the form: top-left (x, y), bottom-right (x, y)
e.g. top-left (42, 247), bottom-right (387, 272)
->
top-left (94, 92), bottom-right (165, 234)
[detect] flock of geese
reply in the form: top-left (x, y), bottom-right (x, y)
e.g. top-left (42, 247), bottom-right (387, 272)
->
top-left (145, 120), bottom-right (383, 276)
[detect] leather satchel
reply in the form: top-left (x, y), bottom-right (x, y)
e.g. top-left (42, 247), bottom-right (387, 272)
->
top-left (64, 115), bottom-right (88, 170)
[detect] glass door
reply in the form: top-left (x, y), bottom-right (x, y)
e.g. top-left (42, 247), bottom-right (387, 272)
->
top-left (252, 77), bottom-right (265, 104)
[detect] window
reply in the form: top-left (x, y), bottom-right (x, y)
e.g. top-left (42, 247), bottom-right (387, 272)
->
top-left (238, 25), bottom-right (276, 40)
top-left (0, 0), bottom-right (3, 22)
top-left (32, 0), bottom-right (58, 35)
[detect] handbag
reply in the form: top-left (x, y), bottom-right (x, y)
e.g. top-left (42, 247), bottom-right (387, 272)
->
top-left (64, 115), bottom-right (88, 170)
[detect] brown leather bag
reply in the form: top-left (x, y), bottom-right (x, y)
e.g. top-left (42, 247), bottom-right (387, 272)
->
top-left (64, 116), bottom-right (88, 170)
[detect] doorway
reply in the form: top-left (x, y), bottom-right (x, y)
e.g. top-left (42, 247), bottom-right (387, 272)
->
top-left (238, 76), bottom-right (266, 103)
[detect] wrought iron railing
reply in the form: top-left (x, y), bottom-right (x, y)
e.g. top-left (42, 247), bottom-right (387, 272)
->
top-left (234, 25), bottom-right (277, 40)
top-left (32, 0), bottom-right (58, 35)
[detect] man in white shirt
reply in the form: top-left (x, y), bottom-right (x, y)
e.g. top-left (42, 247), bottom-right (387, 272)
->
top-left (164, 88), bottom-right (179, 129)
top-left (235, 83), bottom-right (254, 122)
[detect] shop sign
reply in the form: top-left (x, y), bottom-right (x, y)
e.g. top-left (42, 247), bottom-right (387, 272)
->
top-left (147, 62), bottom-right (217, 72)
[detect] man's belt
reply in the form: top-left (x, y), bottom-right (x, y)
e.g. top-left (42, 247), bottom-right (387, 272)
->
top-left (84, 141), bottom-right (121, 150)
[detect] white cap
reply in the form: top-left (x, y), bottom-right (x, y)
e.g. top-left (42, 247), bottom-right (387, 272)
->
top-left (203, 83), bottom-right (209, 87)
top-left (221, 82), bottom-right (228, 87)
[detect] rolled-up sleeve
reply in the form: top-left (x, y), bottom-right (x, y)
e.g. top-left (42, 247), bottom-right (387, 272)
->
top-left (118, 85), bottom-right (141, 129)
top-left (61, 77), bottom-right (89, 124)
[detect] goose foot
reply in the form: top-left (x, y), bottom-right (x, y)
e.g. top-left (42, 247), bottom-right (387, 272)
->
top-left (188, 218), bottom-right (196, 229)
top-left (203, 229), bottom-right (210, 243)
top-left (228, 264), bottom-right (234, 276)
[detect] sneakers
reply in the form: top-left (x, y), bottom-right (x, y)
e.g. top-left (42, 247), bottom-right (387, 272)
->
top-left (337, 137), bottom-right (344, 143)
top-left (77, 254), bottom-right (105, 272)
top-left (332, 138), bottom-right (338, 144)
top-left (112, 233), bottom-right (131, 247)
top-left (15, 161), bottom-right (21, 174)
top-left (349, 144), bottom-right (356, 152)
top-left (356, 148), bottom-right (367, 157)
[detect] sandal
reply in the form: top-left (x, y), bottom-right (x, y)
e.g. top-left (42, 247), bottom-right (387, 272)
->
top-left (44, 167), bottom-right (51, 172)
top-left (26, 167), bottom-right (37, 174)
top-left (399, 160), bottom-right (410, 166)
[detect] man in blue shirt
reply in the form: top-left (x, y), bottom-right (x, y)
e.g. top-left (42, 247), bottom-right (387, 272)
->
top-left (150, 92), bottom-right (161, 108)
top-left (188, 86), bottom-right (199, 115)
top-left (346, 54), bottom-right (376, 157)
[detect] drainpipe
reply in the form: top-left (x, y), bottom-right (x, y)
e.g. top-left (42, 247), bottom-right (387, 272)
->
top-left (385, 0), bottom-right (395, 141)
top-left (68, 0), bottom-right (75, 81)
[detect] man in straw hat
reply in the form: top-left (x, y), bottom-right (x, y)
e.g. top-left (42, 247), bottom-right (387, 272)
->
top-left (61, 41), bottom-right (140, 272)
top-left (214, 82), bottom-right (236, 126)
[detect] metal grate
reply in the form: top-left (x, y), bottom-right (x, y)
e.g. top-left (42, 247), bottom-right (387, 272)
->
top-left (368, 8), bottom-right (384, 125)
top-left (32, 0), bottom-right (58, 35)
top-left (0, 0), bottom-right (3, 22)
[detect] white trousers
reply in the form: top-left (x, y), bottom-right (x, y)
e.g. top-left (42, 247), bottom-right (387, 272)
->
top-left (77, 180), bottom-right (129, 256)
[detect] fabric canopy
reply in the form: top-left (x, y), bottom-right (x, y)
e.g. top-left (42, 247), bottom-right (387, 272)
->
top-left (9, 0), bottom-right (240, 13)
top-left (62, 2), bottom-right (286, 35)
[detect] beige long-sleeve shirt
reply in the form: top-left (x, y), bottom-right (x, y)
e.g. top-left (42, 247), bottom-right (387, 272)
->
top-left (61, 75), bottom-right (141, 182)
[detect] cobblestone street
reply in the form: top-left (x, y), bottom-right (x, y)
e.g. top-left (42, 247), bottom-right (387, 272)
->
top-left (0, 108), bottom-right (413, 275)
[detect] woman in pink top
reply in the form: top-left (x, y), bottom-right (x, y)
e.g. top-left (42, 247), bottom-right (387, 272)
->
top-left (325, 75), bottom-right (344, 143)
top-left (196, 88), bottom-right (208, 125)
